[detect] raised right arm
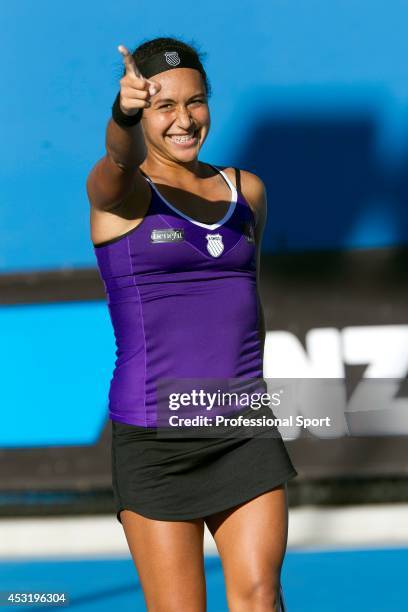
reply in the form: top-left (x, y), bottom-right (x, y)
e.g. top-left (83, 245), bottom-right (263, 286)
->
top-left (86, 45), bottom-right (161, 212)
top-left (86, 119), bottom-right (147, 212)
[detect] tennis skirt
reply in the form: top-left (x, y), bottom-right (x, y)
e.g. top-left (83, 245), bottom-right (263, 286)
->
top-left (111, 404), bottom-right (298, 523)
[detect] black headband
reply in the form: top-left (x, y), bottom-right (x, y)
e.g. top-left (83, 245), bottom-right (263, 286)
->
top-left (137, 49), bottom-right (206, 80)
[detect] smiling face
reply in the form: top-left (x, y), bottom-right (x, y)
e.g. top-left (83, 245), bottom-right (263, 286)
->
top-left (141, 67), bottom-right (210, 165)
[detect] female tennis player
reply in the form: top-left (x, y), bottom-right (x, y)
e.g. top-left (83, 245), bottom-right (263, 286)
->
top-left (86, 36), bottom-right (297, 612)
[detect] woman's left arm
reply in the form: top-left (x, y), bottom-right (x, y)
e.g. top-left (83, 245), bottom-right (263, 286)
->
top-left (240, 171), bottom-right (268, 369)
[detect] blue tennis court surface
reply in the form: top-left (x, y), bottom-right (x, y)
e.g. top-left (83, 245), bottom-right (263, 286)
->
top-left (0, 547), bottom-right (406, 611)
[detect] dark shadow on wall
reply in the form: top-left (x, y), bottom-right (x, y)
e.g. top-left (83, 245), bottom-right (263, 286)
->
top-left (228, 110), bottom-right (408, 305)
top-left (235, 113), bottom-right (407, 262)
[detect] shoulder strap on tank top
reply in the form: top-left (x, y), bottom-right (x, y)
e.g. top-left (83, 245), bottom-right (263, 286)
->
top-left (234, 168), bottom-right (241, 195)
top-left (139, 168), bottom-right (149, 180)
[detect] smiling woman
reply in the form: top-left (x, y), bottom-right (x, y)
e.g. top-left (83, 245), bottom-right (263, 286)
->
top-left (120, 38), bottom-right (210, 153)
top-left (135, 44), bottom-right (211, 163)
top-left (86, 36), bottom-right (296, 612)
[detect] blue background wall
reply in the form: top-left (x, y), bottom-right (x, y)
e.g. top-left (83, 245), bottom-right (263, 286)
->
top-left (0, 302), bottom-right (114, 447)
top-left (2, 0), bottom-right (408, 273)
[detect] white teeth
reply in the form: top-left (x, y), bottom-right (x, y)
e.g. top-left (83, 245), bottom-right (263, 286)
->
top-left (169, 132), bottom-right (197, 143)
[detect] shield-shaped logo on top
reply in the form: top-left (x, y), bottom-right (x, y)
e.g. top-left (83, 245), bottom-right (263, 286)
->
top-left (206, 233), bottom-right (224, 258)
top-left (164, 51), bottom-right (181, 66)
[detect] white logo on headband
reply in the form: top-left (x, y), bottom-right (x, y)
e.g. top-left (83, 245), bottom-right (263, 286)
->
top-left (164, 51), bottom-right (181, 66)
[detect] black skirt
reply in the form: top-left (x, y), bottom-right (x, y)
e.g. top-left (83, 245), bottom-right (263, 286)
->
top-left (111, 404), bottom-right (298, 523)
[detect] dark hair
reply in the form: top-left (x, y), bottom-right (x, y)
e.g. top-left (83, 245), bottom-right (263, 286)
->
top-left (116, 36), bottom-right (212, 98)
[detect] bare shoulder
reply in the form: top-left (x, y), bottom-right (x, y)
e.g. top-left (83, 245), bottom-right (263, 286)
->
top-left (88, 164), bottom-right (151, 247)
top-left (220, 167), bottom-right (267, 227)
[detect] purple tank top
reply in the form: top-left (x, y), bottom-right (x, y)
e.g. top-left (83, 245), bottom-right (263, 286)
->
top-left (93, 164), bottom-right (264, 426)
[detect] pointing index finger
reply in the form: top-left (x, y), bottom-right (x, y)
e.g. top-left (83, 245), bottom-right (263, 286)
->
top-left (117, 44), bottom-right (142, 78)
